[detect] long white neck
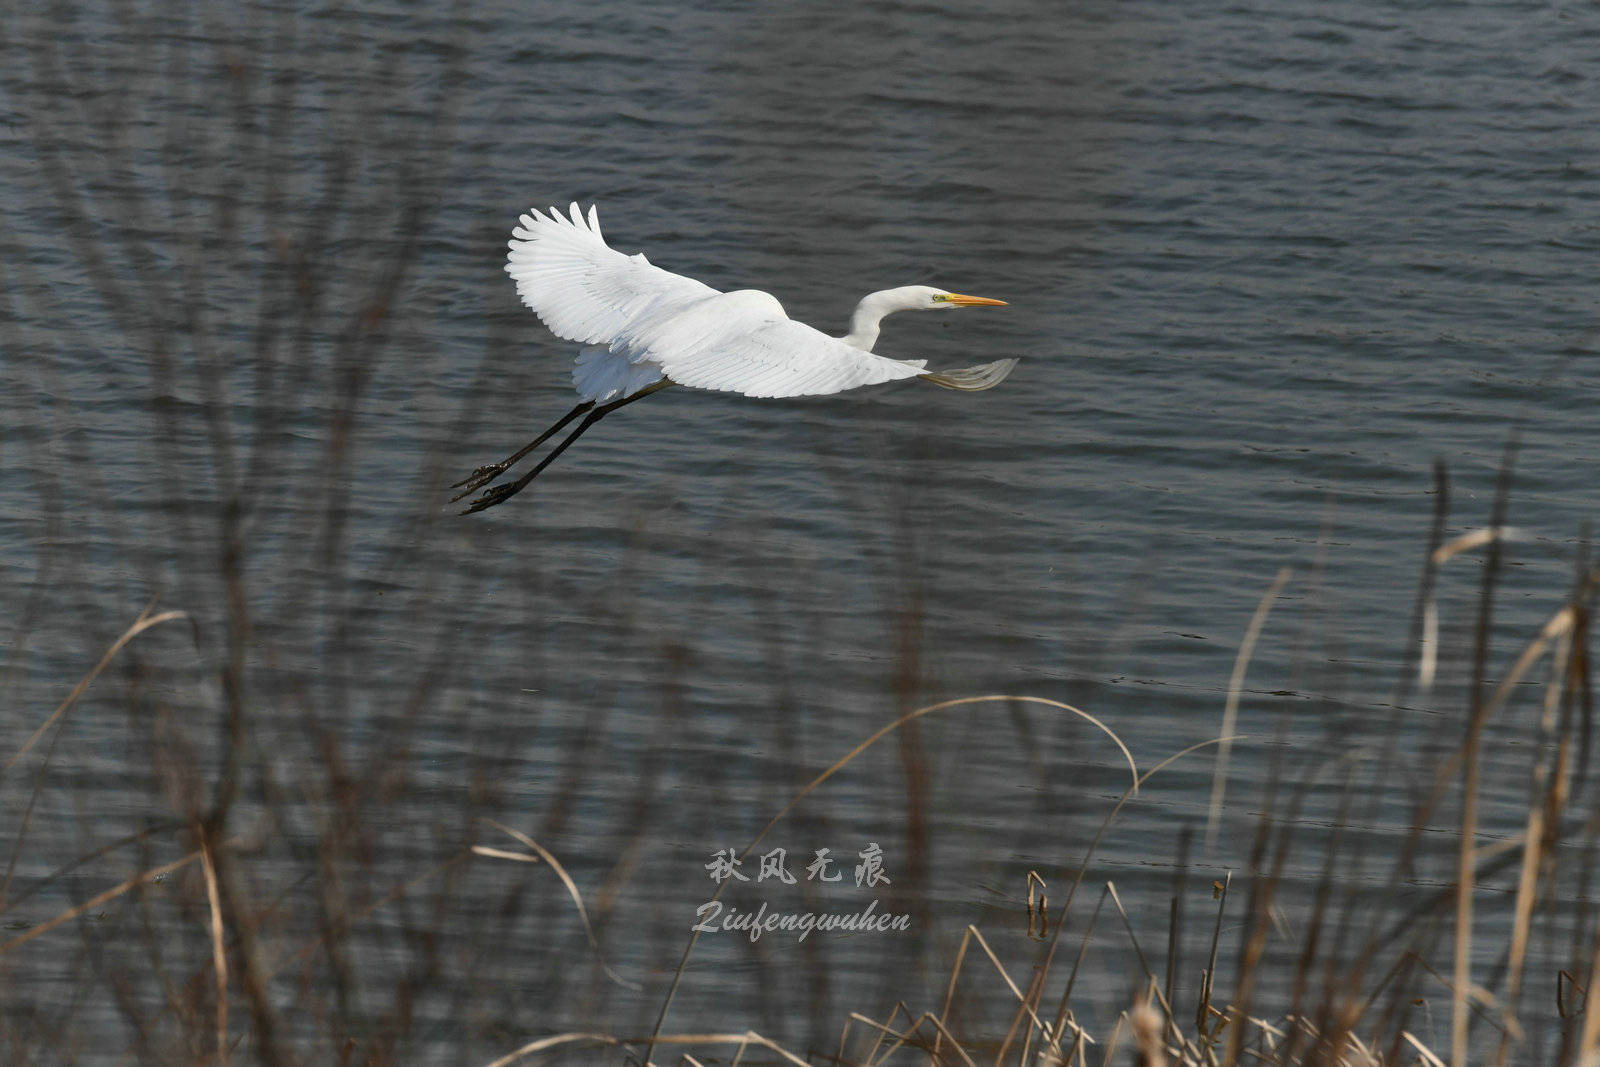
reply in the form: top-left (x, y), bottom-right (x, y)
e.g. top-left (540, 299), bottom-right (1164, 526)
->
top-left (838, 290), bottom-right (904, 351)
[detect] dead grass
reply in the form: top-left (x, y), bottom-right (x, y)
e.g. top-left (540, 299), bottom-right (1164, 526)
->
top-left (8, 521), bottom-right (1592, 1065)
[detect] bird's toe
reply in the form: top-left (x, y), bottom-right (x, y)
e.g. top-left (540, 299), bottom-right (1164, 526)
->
top-left (449, 463), bottom-right (507, 501)
top-left (460, 483), bottom-right (520, 515)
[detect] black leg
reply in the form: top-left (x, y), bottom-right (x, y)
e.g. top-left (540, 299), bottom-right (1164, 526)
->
top-left (449, 399), bottom-right (595, 501)
top-left (460, 407), bottom-right (608, 513)
top-left (456, 381), bottom-right (673, 515)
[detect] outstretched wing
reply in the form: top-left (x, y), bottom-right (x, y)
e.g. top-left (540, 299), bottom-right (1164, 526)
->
top-left (505, 203), bottom-right (718, 345)
top-left (609, 291), bottom-right (927, 399)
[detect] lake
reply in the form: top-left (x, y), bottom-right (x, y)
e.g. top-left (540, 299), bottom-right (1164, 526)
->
top-left (2, 0), bottom-right (1596, 1062)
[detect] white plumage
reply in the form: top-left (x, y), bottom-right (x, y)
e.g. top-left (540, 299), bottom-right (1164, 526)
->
top-left (455, 202), bottom-right (1017, 512)
top-left (505, 203), bottom-right (954, 402)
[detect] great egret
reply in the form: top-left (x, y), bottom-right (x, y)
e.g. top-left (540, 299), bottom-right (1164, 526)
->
top-left (453, 203), bottom-right (1018, 513)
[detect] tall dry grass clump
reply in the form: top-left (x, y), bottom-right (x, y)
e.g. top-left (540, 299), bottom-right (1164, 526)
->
top-left (502, 460), bottom-right (1599, 1066)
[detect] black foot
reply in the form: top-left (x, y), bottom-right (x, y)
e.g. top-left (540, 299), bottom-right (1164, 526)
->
top-left (460, 482), bottom-right (523, 515)
top-left (450, 463), bottom-right (508, 502)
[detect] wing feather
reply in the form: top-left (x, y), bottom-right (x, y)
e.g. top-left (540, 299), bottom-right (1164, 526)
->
top-left (505, 203), bottom-right (718, 346)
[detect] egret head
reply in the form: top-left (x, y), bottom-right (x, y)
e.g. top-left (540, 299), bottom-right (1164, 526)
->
top-left (841, 284), bottom-right (1007, 350)
top-left (888, 285), bottom-right (1008, 312)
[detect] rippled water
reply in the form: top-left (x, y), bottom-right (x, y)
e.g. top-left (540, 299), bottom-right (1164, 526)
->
top-left (3, 0), bottom-right (1597, 1060)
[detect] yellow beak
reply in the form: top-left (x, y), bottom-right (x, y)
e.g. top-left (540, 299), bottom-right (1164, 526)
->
top-left (942, 293), bottom-right (1008, 307)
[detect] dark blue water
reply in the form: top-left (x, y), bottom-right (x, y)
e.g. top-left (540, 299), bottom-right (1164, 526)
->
top-left (2, 0), bottom-right (1596, 1061)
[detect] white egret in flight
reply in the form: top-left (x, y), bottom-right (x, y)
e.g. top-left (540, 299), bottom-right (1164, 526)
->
top-left (453, 203), bottom-right (1018, 513)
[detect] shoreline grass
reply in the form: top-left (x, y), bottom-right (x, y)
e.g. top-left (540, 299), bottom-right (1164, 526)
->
top-left (4, 522), bottom-right (1596, 1064)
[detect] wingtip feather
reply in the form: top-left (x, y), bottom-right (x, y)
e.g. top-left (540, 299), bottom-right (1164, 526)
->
top-left (918, 358), bottom-right (1020, 392)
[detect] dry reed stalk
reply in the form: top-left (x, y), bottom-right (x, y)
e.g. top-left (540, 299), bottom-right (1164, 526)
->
top-left (1109, 882), bottom-right (1158, 988)
top-left (200, 840), bottom-right (229, 1067)
top-left (1198, 871), bottom-right (1231, 1047)
top-left (5, 605), bottom-right (191, 773)
top-left (1402, 1029), bottom-right (1449, 1066)
top-left (1494, 577), bottom-right (1591, 1066)
top-left (1419, 525), bottom-right (1527, 694)
top-left (484, 1029), bottom-right (812, 1067)
top-left (1052, 885), bottom-right (1112, 1050)
top-left (837, 1007), bottom-right (921, 1064)
top-left (839, 1009), bottom-right (980, 1067)
top-left (1580, 896), bottom-right (1600, 1067)
top-left (1101, 1010), bottom-right (1130, 1066)
top-left (0, 849), bottom-right (206, 956)
top-left (474, 819), bottom-right (639, 991)
top-left (1, 605), bottom-right (194, 945)
top-left (836, 1000), bottom-right (916, 1066)
top-left (1207, 568), bottom-right (1292, 855)
top-left (1452, 446), bottom-right (1516, 1067)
